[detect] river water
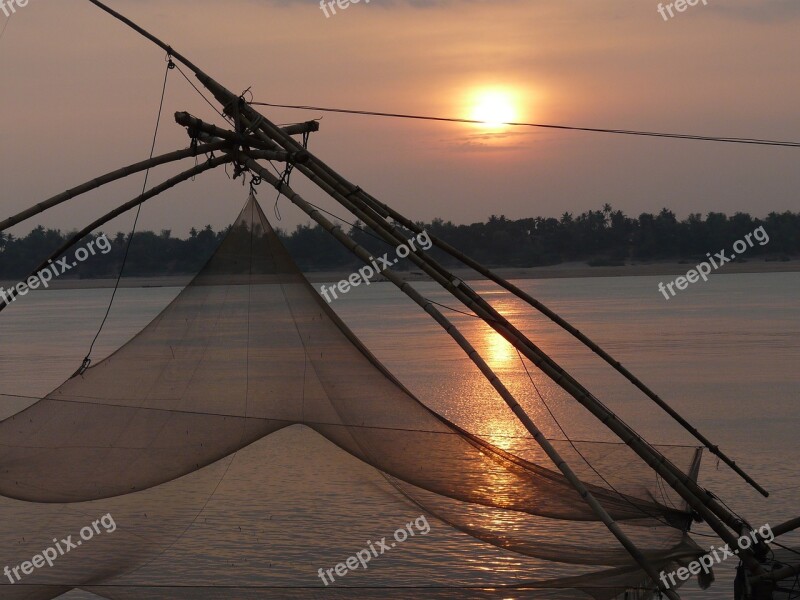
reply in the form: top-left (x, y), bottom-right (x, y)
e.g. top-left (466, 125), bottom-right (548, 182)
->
top-left (0, 272), bottom-right (797, 599)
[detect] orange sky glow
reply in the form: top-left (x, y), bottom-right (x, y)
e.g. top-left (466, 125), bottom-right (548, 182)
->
top-left (1, 0), bottom-right (798, 236)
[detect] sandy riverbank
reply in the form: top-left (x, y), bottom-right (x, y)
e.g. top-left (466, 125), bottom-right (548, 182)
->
top-left (2, 259), bottom-right (797, 290)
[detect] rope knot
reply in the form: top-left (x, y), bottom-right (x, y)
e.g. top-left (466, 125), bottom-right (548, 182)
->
top-left (71, 357), bottom-right (92, 379)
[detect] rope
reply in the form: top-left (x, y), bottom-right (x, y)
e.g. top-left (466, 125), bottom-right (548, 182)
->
top-left (250, 101), bottom-right (800, 149)
top-left (0, 391), bottom-right (696, 447)
top-left (514, 347), bottom-right (677, 529)
top-left (773, 541), bottom-right (800, 558)
top-left (272, 129), bottom-right (311, 220)
top-left (249, 174), bottom-right (262, 196)
top-left (255, 168), bottom-right (407, 249)
top-left (426, 299), bottom-right (484, 319)
top-left (74, 55), bottom-right (174, 378)
top-left (706, 489), bottom-right (753, 530)
top-left (173, 63), bottom-right (232, 125)
top-left (303, 199), bottom-right (390, 246)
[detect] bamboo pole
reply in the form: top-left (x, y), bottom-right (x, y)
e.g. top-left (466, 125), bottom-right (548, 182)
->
top-left (772, 516), bottom-right (800, 538)
top-left (81, 0), bottom-right (766, 576)
top-left (281, 121), bottom-right (320, 137)
top-left (356, 190), bottom-right (768, 498)
top-left (86, 0), bottom-right (209, 79)
top-left (337, 181), bottom-right (764, 564)
top-left (0, 141), bottom-right (228, 233)
top-left (243, 155), bottom-right (681, 599)
top-left (187, 101), bottom-right (761, 571)
top-left (175, 112), bottom-right (308, 161)
top-left (167, 90), bottom-right (765, 578)
top-left (329, 183), bottom-right (768, 549)
top-left (233, 107), bottom-right (761, 562)
top-left (0, 113), bottom-right (311, 234)
top-left (0, 154), bottom-right (234, 312)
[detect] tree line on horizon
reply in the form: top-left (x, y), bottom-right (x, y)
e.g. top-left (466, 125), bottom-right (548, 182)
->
top-left (0, 206), bottom-right (798, 280)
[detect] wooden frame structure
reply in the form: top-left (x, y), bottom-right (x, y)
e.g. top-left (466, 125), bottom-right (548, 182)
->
top-left (1, 2), bottom-right (796, 597)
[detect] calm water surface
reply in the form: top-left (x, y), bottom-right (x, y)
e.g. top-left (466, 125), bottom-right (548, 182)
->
top-left (1, 272), bottom-right (797, 599)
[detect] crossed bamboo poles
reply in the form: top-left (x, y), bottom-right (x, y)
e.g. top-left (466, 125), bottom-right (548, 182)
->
top-left (2, 0), bottom-right (797, 596)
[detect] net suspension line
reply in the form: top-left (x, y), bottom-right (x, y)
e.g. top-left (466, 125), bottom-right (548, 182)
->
top-left (74, 54), bottom-right (176, 377)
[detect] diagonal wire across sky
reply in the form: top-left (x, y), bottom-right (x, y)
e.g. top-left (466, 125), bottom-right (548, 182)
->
top-left (251, 101), bottom-right (800, 149)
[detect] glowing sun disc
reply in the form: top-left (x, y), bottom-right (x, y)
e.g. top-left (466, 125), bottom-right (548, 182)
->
top-left (470, 91), bottom-right (517, 127)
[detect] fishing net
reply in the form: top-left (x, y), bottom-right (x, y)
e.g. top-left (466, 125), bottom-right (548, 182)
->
top-left (0, 195), bottom-right (705, 598)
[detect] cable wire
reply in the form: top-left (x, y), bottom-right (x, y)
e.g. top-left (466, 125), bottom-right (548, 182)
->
top-left (773, 540), bottom-right (800, 558)
top-left (0, 391), bottom-right (694, 447)
top-left (514, 347), bottom-right (677, 529)
top-left (251, 101), bottom-right (800, 149)
top-left (174, 63), bottom-right (232, 125)
top-left (76, 56), bottom-right (174, 376)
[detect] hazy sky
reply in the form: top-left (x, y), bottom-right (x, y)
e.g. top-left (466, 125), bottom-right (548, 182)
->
top-left (1, 0), bottom-right (799, 238)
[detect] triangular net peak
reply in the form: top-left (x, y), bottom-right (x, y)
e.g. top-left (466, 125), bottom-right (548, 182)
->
top-left (0, 195), bottom-right (709, 597)
top-left (0, 195), bottom-right (695, 528)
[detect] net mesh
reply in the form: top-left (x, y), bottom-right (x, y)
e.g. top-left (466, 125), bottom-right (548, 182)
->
top-left (0, 195), bottom-right (706, 598)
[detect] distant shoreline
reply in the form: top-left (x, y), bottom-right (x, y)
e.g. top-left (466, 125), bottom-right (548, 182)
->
top-left (2, 259), bottom-right (798, 290)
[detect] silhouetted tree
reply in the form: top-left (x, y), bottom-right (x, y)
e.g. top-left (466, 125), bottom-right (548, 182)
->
top-left (1, 207), bottom-right (796, 279)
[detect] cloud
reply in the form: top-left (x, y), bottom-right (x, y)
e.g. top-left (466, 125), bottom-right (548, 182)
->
top-left (711, 0), bottom-right (800, 22)
top-left (444, 129), bottom-right (534, 153)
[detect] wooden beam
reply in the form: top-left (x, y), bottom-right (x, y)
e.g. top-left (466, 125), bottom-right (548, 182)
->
top-left (772, 516), bottom-right (800, 538)
top-left (240, 109), bottom-right (766, 571)
top-left (82, 0), bottom-right (768, 581)
top-left (244, 154), bottom-right (681, 600)
top-left (281, 121), bottom-right (320, 136)
top-left (174, 112), bottom-right (309, 163)
top-left (0, 154), bottom-right (233, 312)
top-left (0, 141), bottom-right (229, 233)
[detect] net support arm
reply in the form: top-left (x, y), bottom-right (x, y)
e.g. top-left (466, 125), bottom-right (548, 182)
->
top-left (81, 0), bottom-right (765, 577)
top-left (772, 516), bottom-right (800, 538)
top-left (179, 104), bottom-right (760, 570)
top-left (281, 121), bottom-right (320, 136)
top-left (0, 140), bottom-right (229, 233)
top-left (174, 112), bottom-right (311, 163)
top-left (244, 113), bottom-right (772, 575)
top-left (0, 110), bottom-right (311, 234)
top-left (242, 154), bottom-right (681, 599)
top-left (356, 191), bottom-right (769, 498)
top-left (234, 107), bottom-right (762, 559)
top-left (0, 153), bottom-right (234, 312)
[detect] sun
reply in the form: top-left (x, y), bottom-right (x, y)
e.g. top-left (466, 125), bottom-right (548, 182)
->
top-left (469, 90), bottom-right (518, 129)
